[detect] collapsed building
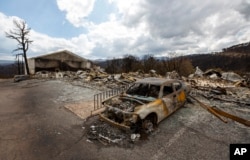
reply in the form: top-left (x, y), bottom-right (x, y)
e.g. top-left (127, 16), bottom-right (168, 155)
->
top-left (27, 50), bottom-right (94, 74)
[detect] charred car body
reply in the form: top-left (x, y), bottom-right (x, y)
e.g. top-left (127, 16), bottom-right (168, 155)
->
top-left (99, 78), bottom-right (191, 132)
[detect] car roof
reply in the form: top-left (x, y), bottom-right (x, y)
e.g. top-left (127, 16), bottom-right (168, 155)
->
top-left (135, 77), bottom-right (179, 86)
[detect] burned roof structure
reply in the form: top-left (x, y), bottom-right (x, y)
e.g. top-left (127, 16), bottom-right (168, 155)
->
top-left (27, 50), bottom-right (93, 74)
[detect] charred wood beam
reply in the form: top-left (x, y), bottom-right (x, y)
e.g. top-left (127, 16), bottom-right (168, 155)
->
top-left (189, 95), bottom-right (228, 123)
top-left (211, 107), bottom-right (250, 127)
top-left (189, 95), bottom-right (250, 127)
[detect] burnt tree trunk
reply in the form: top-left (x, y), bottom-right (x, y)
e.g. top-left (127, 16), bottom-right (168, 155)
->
top-left (5, 19), bottom-right (33, 75)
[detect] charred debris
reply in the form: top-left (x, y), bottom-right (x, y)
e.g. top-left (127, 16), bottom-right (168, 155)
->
top-left (86, 67), bottom-right (249, 146)
top-left (15, 67), bottom-right (250, 146)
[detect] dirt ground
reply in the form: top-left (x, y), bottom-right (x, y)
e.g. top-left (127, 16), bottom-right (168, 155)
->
top-left (0, 79), bottom-right (249, 160)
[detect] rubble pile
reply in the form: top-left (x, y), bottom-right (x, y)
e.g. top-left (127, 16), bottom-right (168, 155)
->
top-left (221, 72), bottom-right (244, 82)
top-left (188, 67), bottom-right (250, 106)
top-left (86, 118), bottom-right (133, 146)
top-left (87, 68), bottom-right (250, 146)
top-left (86, 116), bottom-right (153, 147)
top-left (30, 66), bottom-right (250, 146)
top-left (32, 69), bottom-right (162, 91)
top-left (188, 67), bottom-right (250, 88)
top-left (191, 86), bottom-right (250, 106)
top-left (186, 67), bottom-right (250, 128)
top-left (166, 70), bottom-right (180, 79)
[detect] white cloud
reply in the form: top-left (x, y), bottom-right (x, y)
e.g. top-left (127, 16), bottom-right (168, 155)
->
top-left (56, 0), bottom-right (95, 27)
top-left (54, 0), bottom-right (250, 58)
top-left (29, 31), bottom-right (96, 58)
top-left (87, 0), bottom-right (250, 57)
top-left (1, 0), bottom-right (250, 61)
top-left (29, 31), bottom-right (75, 56)
top-left (0, 13), bottom-right (20, 53)
top-left (0, 12), bottom-right (95, 59)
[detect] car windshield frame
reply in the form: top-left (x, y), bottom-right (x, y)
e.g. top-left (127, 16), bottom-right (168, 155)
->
top-left (126, 83), bottom-right (161, 99)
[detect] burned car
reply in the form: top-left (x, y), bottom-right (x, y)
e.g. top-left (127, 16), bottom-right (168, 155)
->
top-left (99, 77), bottom-right (191, 132)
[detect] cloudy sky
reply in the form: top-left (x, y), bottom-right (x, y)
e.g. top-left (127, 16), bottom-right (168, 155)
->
top-left (0, 0), bottom-right (250, 61)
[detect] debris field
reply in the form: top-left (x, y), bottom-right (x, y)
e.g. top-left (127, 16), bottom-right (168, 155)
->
top-left (17, 67), bottom-right (250, 147)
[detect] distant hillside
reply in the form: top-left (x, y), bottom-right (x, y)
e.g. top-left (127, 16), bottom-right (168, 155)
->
top-left (2, 42), bottom-right (249, 77)
top-left (187, 42), bottom-right (250, 73)
top-left (222, 42), bottom-right (250, 54)
top-left (0, 60), bottom-right (14, 65)
top-left (0, 63), bottom-right (18, 78)
top-left (93, 59), bottom-right (108, 69)
top-left (94, 42), bottom-right (250, 75)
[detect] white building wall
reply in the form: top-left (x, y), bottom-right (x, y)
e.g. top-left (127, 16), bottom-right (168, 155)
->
top-left (81, 61), bottom-right (91, 68)
top-left (27, 58), bottom-right (35, 74)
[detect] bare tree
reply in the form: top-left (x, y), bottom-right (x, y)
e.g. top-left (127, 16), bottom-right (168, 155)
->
top-left (142, 54), bottom-right (157, 73)
top-left (106, 58), bottom-right (121, 74)
top-left (5, 19), bottom-right (33, 75)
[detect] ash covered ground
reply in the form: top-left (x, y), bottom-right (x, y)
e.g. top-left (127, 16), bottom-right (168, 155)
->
top-left (0, 76), bottom-right (250, 160)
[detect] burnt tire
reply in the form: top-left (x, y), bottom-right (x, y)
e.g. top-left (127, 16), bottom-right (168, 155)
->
top-left (142, 114), bottom-right (157, 133)
top-left (130, 123), bottom-right (141, 133)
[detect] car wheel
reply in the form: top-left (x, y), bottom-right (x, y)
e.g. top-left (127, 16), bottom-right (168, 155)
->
top-left (142, 114), bottom-right (157, 133)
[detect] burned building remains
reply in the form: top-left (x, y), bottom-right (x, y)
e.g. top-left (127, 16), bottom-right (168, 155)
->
top-left (27, 50), bottom-right (94, 74)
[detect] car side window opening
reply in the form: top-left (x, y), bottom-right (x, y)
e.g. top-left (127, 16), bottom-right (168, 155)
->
top-left (126, 83), bottom-right (149, 96)
top-left (148, 85), bottom-right (160, 98)
top-left (126, 83), bottom-right (139, 95)
top-left (137, 84), bottom-right (149, 96)
top-left (173, 82), bottom-right (182, 91)
top-left (163, 84), bottom-right (174, 96)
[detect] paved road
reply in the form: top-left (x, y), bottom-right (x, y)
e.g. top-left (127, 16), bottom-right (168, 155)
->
top-left (0, 79), bottom-right (249, 160)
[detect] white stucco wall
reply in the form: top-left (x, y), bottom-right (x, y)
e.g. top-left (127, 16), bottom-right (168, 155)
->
top-left (27, 58), bottom-right (35, 74)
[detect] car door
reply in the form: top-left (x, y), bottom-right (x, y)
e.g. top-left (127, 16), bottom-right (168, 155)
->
top-left (172, 81), bottom-right (186, 108)
top-left (161, 83), bottom-right (177, 114)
